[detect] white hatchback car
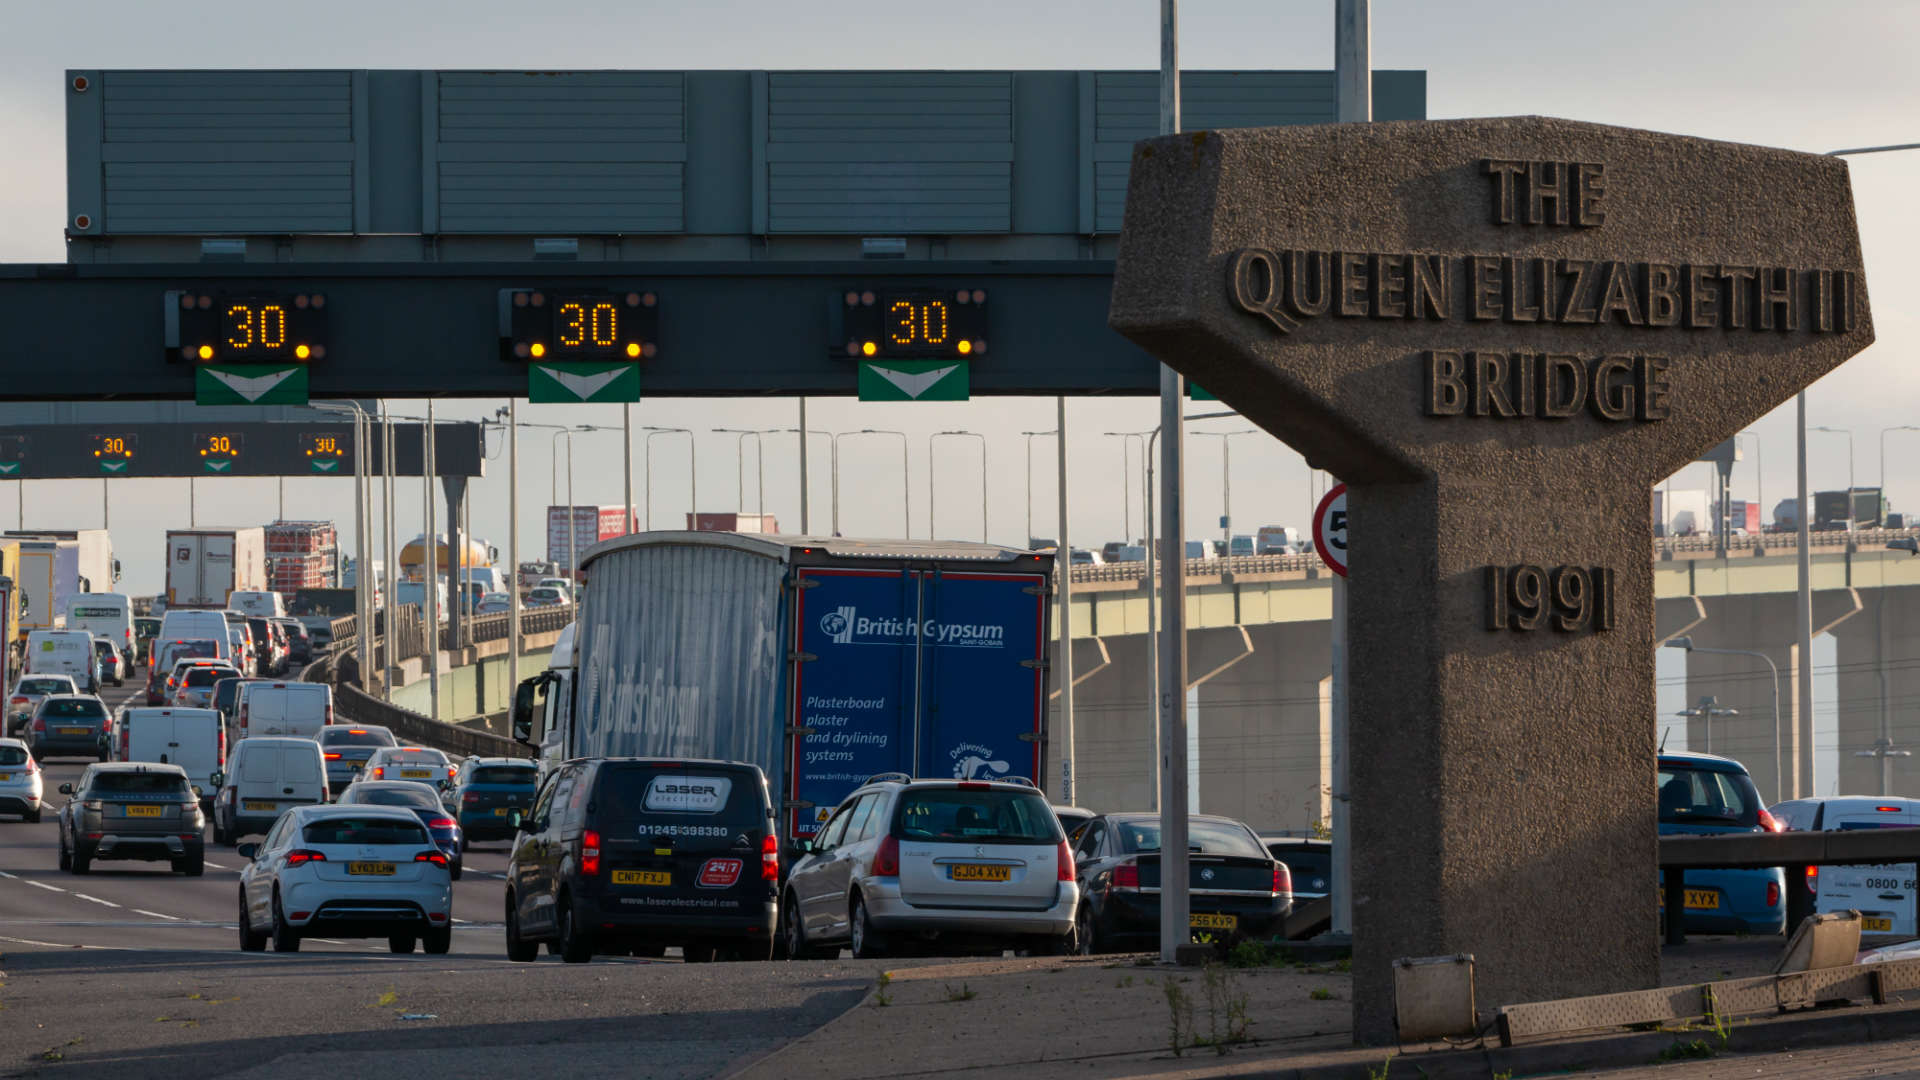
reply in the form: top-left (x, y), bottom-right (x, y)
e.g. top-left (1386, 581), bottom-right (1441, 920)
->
top-left (0, 738), bottom-right (45, 822)
top-left (360, 746), bottom-right (456, 789)
top-left (237, 804), bottom-right (453, 954)
top-left (783, 774), bottom-right (1077, 959)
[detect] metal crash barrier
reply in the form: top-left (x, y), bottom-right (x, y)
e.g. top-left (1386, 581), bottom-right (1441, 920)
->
top-left (1659, 829), bottom-right (1920, 945)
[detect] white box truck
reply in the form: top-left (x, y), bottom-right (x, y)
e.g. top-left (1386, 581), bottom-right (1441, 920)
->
top-left (14, 538), bottom-right (79, 639)
top-left (165, 528), bottom-right (266, 609)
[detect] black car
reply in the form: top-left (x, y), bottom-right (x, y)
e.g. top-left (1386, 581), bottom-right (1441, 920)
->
top-left (336, 780), bottom-right (464, 880)
top-left (1071, 812), bottom-right (1291, 954)
top-left (505, 757), bottom-right (779, 964)
top-left (274, 618), bottom-right (312, 663)
top-left (1262, 837), bottom-right (1331, 900)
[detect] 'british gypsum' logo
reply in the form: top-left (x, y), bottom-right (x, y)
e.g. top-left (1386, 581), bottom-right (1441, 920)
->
top-left (818, 605), bottom-right (1005, 649)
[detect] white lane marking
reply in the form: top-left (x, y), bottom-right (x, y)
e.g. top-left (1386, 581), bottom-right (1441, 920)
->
top-left (0, 870), bottom-right (16, 879)
top-left (73, 893), bottom-right (120, 908)
top-left (204, 861), bottom-right (230, 870)
top-left (24, 880), bottom-right (64, 893)
top-left (133, 909), bottom-right (181, 921)
top-left (0, 935), bottom-right (118, 950)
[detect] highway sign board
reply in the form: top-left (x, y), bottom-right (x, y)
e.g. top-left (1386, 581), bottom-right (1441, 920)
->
top-left (528, 360), bottom-right (641, 404)
top-left (1313, 484), bottom-right (1347, 577)
top-left (857, 360), bottom-right (970, 401)
top-left (195, 364), bottom-right (308, 406)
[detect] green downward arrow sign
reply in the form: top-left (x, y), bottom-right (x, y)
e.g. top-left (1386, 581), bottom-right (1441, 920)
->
top-left (195, 364), bottom-right (309, 406)
top-left (0, 462), bottom-right (19, 476)
top-left (205, 458), bottom-right (234, 473)
top-left (858, 360), bottom-right (970, 401)
top-left (311, 458), bottom-right (341, 474)
top-left (99, 460), bottom-right (127, 474)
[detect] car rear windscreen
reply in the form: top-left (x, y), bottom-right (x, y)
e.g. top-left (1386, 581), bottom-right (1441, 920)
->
top-left (349, 787), bottom-right (441, 810)
top-left (896, 788), bottom-right (1060, 845)
top-left (184, 668), bottom-right (231, 688)
top-left (470, 765), bottom-right (536, 785)
top-left (1658, 765), bottom-right (1762, 828)
top-left (302, 816), bottom-right (428, 845)
top-left (0, 746), bottom-right (28, 766)
top-left (20, 678), bottom-right (70, 694)
top-left (1270, 848), bottom-right (1331, 882)
top-left (322, 728), bottom-right (395, 747)
top-left (1118, 818), bottom-right (1266, 857)
top-left (92, 773), bottom-right (190, 796)
top-left (594, 767), bottom-right (766, 834)
top-left (44, 699), bottom-right (106, 719)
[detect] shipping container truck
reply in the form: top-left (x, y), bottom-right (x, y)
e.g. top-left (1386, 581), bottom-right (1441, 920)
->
top-left (511, 533), bottom-right (1055, 849)
top-left (1810, 488), bottom-right (1887, 531)
top-left (1726, 500), bottom-right (1762, 534)
top-left (14, 538), bottom-right (79, 640)
top-left (546, 506), bottom-right (635, 578)
top-left (164, 527), bottom-right (265, 609)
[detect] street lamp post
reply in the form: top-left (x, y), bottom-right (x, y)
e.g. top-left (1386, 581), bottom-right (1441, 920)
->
top-left (311, 402), bottom-right (376, 702)
top-left (1666, 636), bottom-right (1783, 801)
top-left (712, 428), bottom-right (770, 518)
top-left (1193, 429), bottom-right (1258, 552)
top-left (1020, 429), bottom-right (1058, 545)
top-left (783, 428), bottom-right (834, 534)
top-left (1104, 431), bottom-right (1150, 545)
top-left (930, 430), bottom-right (987, 542)
top-left (1811, 425), bottom-right (1855, 531)
top-left (550, 429), bottom-right (578, 580)
top-left (834, 430), bottom-right (909, 538)
top-left (642, 427), bottom-right (695, 530)
top-left (1676, 695), bottom-right (1740, 757)
top-left (1878, 426), bottom-right (1920, 497)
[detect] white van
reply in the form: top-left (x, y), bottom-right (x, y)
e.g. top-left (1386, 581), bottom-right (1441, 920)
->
top-left (66, 594), bottom-right (135, 662)
top-left (229, 591), bottom-right (286, 619)
top-left (1808, 798), bottom-right (1918, 937)
top-left (235, 681), bottom-right (332, 741)
top-left (159, 610), bottom-right (234, 663)
top-left (211, 736), bottom-right (328, 843)
top-left (24, 630), bottom-right (99, 693)
top-left (121, 707), bottom-right (224, 810)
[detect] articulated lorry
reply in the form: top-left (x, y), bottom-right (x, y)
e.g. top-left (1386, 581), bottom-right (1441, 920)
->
top-left (512, 532), bottom-right (1055, 845)
top-left (163, 527), bottom-right (265, 609)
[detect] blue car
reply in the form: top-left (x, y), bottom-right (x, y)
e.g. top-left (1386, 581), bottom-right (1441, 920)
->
top-left (1657, 751), bottom-right (1785, 935)
top-left (335, 780), bottom-right (465, 880)
top-left (447, 757), bottom-right (538, 845)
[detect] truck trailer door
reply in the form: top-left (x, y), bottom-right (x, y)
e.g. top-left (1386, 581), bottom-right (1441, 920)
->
top-left (914, 570), bottom-right (1048, 787)
top-left (787, 568), bottom-right (916, 837)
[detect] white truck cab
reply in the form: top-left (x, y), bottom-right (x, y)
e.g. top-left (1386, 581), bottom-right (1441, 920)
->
top-left (510, 621), bottom-right (575, 785)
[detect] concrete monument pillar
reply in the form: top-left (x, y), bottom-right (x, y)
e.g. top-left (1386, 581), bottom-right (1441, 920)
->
top-left (1110, 117), bottom-right (1873, 1041)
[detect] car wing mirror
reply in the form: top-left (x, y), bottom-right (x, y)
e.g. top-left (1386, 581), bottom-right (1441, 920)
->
top-left (511, 810), bottom-right (526, 831)
top-left (58, 783), bottom-right (73, 795)
top-left (236, 842), bottom-right (259, 859)
top-left (209, 771), bottom-right (225, 789)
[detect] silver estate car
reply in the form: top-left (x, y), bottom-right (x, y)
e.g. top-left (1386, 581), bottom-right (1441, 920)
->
top-left (57, 762), bottom-right (207, 875)
top-left (782, 774), bottom-right (1077, 959)
top-left (0, 738), bottom-right (45, 822)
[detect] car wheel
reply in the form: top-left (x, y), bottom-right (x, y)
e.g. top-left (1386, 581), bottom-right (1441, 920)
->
top-left (423, 926), bottom-right (452, 955)
top-left (850, 894), bottom-right (886, 959)
top-left (57, 835), bottom-right (70, 872)
top-left (238, 892), bottom-right (267, 952)
top-left (1075, 904), bottom-right (1102, 955)
top-left (24, 807), bottom-right (40, 824)
top-left (504, 895), bottom-right (539, 963)
top-left (556, 896), bottom-right (593, 964)
top-left (71, 846), bottom-right (91, 875)
top-left (449, 862), bottom-right (462, 882)
top-left (270, 891), bottom-right (301, 952)
top-left (783, 891), bottom-right (828, 960)
top-left (388, 935), bottom-right (416, 954)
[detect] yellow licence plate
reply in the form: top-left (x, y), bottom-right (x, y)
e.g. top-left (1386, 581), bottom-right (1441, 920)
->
top-left (125, 805), bottom-right (163, 818)
top-left (1190, 913), bottom-right (1238, 930)
top-left (0, 774), bottom-right (11, 782)
top-left (348, 862), bottom-right (395, 876)
top-left (243, 800), bottom-right (277, 812)
top-left (59, 727), bottom-right (89, 735)
top-left (1658, 888), bottom-right (1721, 910)
top-left (613, 870), bottom-right (671, 886)
top-left (1864, 916), bottom-right (1894, 932)
top-left (950, 863), bottom-right (1012, 882)
top-left (492, 807), bottom-right (511, 816)
top-left (400, 769), bottom-right (431, 778)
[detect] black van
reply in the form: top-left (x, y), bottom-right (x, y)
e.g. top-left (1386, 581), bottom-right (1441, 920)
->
top-left (505, 757), bottom-right (779, 963)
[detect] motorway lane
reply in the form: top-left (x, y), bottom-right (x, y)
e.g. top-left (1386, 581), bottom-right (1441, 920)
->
top-left (0, 674), bottom-right (522, 958)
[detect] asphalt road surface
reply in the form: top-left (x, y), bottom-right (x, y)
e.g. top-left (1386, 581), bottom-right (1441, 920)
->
top-left (0, 677), bottom-right (875, 1079)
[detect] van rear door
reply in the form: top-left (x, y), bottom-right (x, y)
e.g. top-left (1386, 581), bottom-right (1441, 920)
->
top-left (1818, 801), bottom-right (1919, 936)
top-left (590, 763), bottom-right (772, 920)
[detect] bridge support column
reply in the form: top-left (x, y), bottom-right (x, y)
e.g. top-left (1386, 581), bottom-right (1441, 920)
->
top-left (1831, 585), bottom-right (1920, 796)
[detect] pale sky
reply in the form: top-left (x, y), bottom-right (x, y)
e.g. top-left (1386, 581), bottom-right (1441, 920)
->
top-left (2, 0), bottom-right (1917, 593)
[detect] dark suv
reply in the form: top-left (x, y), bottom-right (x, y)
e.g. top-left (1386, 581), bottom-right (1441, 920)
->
top-left (505, 758), bottom-right (779, 964)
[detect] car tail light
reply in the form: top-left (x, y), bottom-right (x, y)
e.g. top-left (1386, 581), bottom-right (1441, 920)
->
top-left (762, 832), bottom-right (780, 881)
top-left (415, 850), bottom-right (449, 867)
top-left (1767, 880), bottom-right (1780, 907)
top-left (323, 752), bottom-right (341, 761)
top-left (1273, 863), bottom-right (1293, 896)
top-left (871, 834), bottom-right (900, 876)
top-left (1807, 865), bottom-right (1819, 895)
top-left (1111, 863), bottom-right (1141, 891)
top-left (82, 800), bottom-right (103, 812)
top-left (32, 716), bottom-right (45, 733)
top-left (427, 817), bottom-right (456, 830)
top-left (581, 829), bottom-right (601, 876)
top-left (463, 792), bottom-right (480, 803)
top-left (285, 849), bottom-right (326, 866)
top-left (348, 729), bottom-right (367, 736)
top-left (1757, 808), bottom-right (1783, 833)
top-left (1056, 840), bottom-right (1075, 882)
top-left (324, 703), bottom-right (333, 726)
top-left (10, 696), bottom-right (25, 706)
top-left (1878, 806), bottom-right (1903, 813)
top-left (427, 911), bottom-right (447, 923)
top-left (371, 767), bottom-right (384, 779)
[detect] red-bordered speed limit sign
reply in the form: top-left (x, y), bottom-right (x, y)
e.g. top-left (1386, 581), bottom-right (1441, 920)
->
top-left (1313, 483), bottom-right (1348, 577)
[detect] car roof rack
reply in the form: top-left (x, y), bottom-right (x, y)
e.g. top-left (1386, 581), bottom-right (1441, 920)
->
top-left (863, 772), bottom-right (914, 787)
top-left (997, 776), bottom-right (1037, 788)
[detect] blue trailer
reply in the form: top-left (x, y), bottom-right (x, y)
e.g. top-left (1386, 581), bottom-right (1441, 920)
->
top-left (512, 532), bottom-right (1054, 844)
